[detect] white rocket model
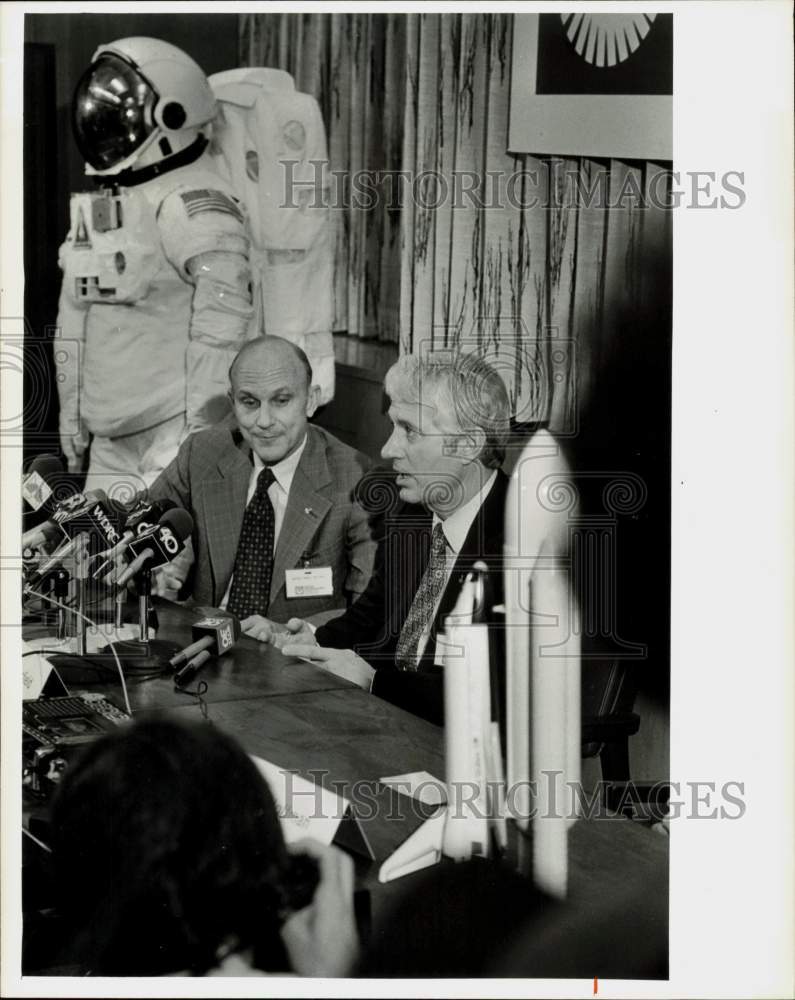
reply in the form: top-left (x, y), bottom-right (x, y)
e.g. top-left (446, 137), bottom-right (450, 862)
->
top-left (504, 429), bottom-right (581, 899)
top-left (379, 564), bottom-right (504, 882)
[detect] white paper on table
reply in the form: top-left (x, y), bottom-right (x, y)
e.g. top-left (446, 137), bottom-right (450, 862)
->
top-left (21, 641), bottom-right (56, 700)
top-left (379, 771), bottom-right (447, 806)
top-left (250, 755), bottom-right (350, 845)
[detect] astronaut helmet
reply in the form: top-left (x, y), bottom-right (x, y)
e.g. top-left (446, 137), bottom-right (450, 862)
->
top-left (72, 36), bottom-right (217, 177)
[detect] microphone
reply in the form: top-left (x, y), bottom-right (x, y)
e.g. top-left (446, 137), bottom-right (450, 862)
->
top-left (93, 498), bottom-right (177, 576)
top-left (169, 614), bottom-right (241, 668)
top-left (21, 454), bottom-right (85, 549)
top-left (24, 533), bottom-right (88, 593)
top-left (21, 518), bottom-right (64, 553)
top-left (57, 489), bottom-right (125, 550)
top-left (23, 490), bottom-right (124, 590)
top-left (114, 509), bottom-right (194, 588)
top-left (22, 454), bottom-right (64, 513)
top-left (22, 487), bottom-right (121, 551)
top-left (173, 649), bottom-right (212, 687)
top-left (125, 497), bottom-right (177, 536)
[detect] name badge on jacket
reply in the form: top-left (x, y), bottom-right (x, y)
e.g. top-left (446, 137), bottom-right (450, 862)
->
top-left (285, 566), bottom-right (333, 599)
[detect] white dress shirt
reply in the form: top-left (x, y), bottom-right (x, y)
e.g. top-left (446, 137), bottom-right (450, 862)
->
top-left (415, 470), bottom-right (497, 664)
top-left (220, 435), bottom-right (308, 611)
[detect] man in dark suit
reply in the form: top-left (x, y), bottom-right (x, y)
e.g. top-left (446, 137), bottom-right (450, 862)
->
top-left (272, 351), bottom-right (511, 724)
top-left (145, 336), bottom-right (376, 635)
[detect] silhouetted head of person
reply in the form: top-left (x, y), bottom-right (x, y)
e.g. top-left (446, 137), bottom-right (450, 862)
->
top-left (50, 716), bottom-right (291, 976)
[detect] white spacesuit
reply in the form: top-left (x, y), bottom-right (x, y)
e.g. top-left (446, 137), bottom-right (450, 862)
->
top-left (56, 37), bottom-right (253, 492)
top-left (209, 68), bottom-right (336, 404)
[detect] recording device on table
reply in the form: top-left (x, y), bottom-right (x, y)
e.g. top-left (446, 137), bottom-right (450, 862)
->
top-left (23, 693), bottom-right (130, 796)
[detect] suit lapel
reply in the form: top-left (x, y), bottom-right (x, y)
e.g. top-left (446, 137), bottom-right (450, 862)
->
top-left (200, 436), bottom-right (252, 604)
top-left (422, 471), bottom-right (508, 668)
top-left (269, 428), bottom-right (333, 605)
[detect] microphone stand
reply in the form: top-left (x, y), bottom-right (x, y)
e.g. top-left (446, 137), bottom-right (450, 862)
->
top-left (51, 568), bottom-right (70, 641)
top-left (73, 532), bottom-right (90, 656)
top-left (137, 566), bottom-right (153, 643)
top-left (115, 584), bottom-right (126, 630)
top-left (99, 565), bottom-right (180, 672)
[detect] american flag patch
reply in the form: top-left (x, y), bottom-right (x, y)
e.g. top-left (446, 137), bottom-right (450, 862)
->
top-left (180, 189), bottom-right (244, 223)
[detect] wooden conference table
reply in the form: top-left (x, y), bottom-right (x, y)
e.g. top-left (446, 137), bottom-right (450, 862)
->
top-left (25, 598), bottom-right (669, 975)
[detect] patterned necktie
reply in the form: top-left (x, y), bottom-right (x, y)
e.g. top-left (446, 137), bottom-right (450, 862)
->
top-left (227, 466), bottom-right (276, 619)
top-left (395, 522), bottom-right (449, 671)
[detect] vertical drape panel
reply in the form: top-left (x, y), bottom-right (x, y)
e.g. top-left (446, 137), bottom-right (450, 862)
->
top-left (430, 15), bottom-right (456, 349)
top-left (569, 159), bottom-right (609, 422)
top-left (517, 156), bottom-right (552, 425)
top-left (398, 15), bottom-right (421, 354)
top-left (404, 14), bottom-right (440, 353)
top-left (377, 15), bottom-right (406, 343)
top-left (239, 13), bottom-right (672, 426)
top-left (346, 13), bottom-right (368, 338)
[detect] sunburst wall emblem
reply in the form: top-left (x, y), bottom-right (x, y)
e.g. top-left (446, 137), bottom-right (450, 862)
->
top-left (560, 13), bottom-right (658, 68)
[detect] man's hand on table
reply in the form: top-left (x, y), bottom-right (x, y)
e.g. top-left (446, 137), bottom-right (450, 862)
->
top-left (271, 617), bottom-right (317, 649)
top-left (241, 615), bottom-right (315, 644)
top-left (240, 614), bottom-right (284, 643)
top-left (286, 643), bottom-right (375, 691)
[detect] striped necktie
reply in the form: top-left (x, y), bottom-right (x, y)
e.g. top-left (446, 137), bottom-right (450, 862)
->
top-left (227, 466), bottom-right (276, 619)
top-left (395, 522), bottom-right (449, 671)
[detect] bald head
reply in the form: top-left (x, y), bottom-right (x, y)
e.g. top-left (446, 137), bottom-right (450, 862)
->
top-left (228, 336), bottom-right (319, 466)
top-left (229, 336), bottom-right (313, 392)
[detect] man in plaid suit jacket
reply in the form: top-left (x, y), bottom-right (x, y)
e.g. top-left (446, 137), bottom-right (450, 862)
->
top-left (145, 336), bottom-right (375, 633)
